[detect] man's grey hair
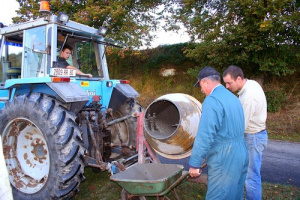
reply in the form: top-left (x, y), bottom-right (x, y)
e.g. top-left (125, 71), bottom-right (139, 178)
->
top-left (203, 75), bottom-right (221, 82)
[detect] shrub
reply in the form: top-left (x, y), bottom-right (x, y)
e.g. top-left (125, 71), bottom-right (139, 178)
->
top-left (265, 90), bottom-right (287, 112)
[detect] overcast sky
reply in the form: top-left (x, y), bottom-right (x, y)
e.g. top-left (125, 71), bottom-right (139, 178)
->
top-left (0, 0), bottom-right (190, 48)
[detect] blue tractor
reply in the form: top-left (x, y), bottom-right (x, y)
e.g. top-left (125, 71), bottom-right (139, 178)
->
top-left (0, 11), bottom-right (142, 199)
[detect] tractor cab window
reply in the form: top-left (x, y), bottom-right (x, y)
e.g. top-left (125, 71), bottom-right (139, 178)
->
top-left (56, 31), bottom-right (101, 77)
top-left (56, 33), bottom-right (73, 66)
top-left (0, 33), bottom-right (23, 81)
top-left (23, 26), bottom-right (47, 78)
top-left (75, 41), bottom-right (97, 75)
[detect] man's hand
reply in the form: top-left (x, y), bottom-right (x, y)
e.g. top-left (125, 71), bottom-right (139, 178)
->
top-left (189, 167), bottom-right (202, 178)
top-left (66, 66), bottom-right (93, 78)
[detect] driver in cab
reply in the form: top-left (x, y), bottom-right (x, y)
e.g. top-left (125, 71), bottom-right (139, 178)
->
top-left (57, 44), bottom-right (93, 78)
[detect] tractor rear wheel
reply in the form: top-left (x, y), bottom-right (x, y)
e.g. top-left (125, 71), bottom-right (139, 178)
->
top-left (107, 98), bottom-right (143, 152)
top-left (0, 93), bottom-right (85, 200)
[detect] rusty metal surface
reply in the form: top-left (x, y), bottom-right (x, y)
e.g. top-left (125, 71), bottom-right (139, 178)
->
top-left (144, 93), bottom-right (202, 159)
top-left (2, 118), bottom-right (49, 194)
top-left (110, 163), bottom-right (185, 195)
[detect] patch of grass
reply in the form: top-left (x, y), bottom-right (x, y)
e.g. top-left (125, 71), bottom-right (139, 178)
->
top-left (265, 90), bottom-right (287, 112)
top-left (128, 69), bottom-right (205, 109)
top-left (108, 49), bottom-right (300, 143)
top-left (73, 168), bottom-right (121, 200)
top-left (130, 71), bottom-right (300, 142)
top-left (265, 80), bottom-right (300, 142)
top-left (267, 111), bottom-right (300, 142)
top-left (262, 183), bottom-right (300, 200)
top-left (73, 168), bottom-right (300, 200)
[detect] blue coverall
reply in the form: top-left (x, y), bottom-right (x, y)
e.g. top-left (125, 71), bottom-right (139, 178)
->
top-left (189, 85), bottom-right (249, 200)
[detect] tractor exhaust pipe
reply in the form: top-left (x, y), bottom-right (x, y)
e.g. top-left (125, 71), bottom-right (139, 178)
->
top-left (144, 93), bottom-right (202, 159)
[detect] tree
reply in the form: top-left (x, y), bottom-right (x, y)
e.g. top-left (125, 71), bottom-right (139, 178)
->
top-left (165, 0), bottom-right (300, 76)
top-left (12, 0), bottom-right (163, 48)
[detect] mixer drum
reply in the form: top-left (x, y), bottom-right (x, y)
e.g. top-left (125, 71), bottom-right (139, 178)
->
top-left (144, 93), bottom-right (202, 159)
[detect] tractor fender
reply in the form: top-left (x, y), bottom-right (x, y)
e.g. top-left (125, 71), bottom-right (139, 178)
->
top-left (46, 82), bottom-right (89, 102)
top-left (108, 83), bottom-right (140, 111)
top-left (46, 82), bottom-right (89, 113)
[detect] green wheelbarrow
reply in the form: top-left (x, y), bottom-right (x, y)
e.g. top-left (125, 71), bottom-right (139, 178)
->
top-left (110, 163), bottom-right (189, 200)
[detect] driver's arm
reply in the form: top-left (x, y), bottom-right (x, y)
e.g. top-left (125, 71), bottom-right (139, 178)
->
top-left (66, 65), bottom-right (92, 78)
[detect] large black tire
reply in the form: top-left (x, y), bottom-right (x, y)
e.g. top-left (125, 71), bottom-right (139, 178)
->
top-left (0, 93), bottom-right (85, 200)
top-left (108, 98), bottom-right (143, 148)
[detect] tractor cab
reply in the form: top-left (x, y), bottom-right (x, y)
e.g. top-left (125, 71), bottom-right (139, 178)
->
top-left (0, 13), bottom-right (123, 82)
top-left (0, 11), bottom-right (134, 111)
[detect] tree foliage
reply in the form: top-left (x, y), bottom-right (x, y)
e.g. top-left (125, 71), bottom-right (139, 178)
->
top-left (11, 0), bottom-right (300, 75)
top-left (165, 0), bottom-right (300, 76)
top-left (12, 0), bottom-right (163, 47)
top-left (106, 43), bottom-right (194, 77)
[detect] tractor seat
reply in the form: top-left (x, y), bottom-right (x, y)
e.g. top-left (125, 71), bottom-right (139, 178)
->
top-left (7, 67), bottom-right (21, 79)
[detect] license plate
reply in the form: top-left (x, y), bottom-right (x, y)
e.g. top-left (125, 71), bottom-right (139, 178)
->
top-left (50, 68), bottom-right (76, 77)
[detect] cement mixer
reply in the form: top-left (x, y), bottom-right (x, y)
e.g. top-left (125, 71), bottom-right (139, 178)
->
top-left (110, 93), bottom-right (203, 199)
top-left (143, 93), bottom-right (202, 159)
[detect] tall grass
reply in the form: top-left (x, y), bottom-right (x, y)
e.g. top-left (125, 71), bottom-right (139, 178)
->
top-left (107, 44), bottom-right (300, 142)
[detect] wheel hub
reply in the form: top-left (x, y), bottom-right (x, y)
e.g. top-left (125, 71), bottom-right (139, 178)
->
top-left (33, 144), bottom-right (46, 159)
top-left (3, 118), bottom-right (50, 194)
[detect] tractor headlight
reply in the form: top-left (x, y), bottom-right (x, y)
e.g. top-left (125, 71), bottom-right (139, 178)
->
top-left (98, 26), bottom-right (108, 36)
top-left (57, 12), bottom-right (70, 24)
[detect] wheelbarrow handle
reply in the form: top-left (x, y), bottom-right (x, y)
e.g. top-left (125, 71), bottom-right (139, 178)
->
top-left (159, 164), bottom-right (208, 199)
top-left (158, 170), bottom-right (189, 196)
top-left (200, 163), bottom-right (207, 169)
top-left (187, 163), bottom-right (207, 179)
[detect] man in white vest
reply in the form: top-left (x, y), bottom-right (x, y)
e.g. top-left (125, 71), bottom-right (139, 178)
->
top-left (223, 65), bottom-right (268, 200)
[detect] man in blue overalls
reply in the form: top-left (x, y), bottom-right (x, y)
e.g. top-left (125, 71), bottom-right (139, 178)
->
top-left (189, 66), bottom-right (249, 199)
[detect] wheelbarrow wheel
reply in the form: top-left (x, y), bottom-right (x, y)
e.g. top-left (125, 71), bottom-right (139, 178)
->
top-left (121, 189), bottom-right (146, 200)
